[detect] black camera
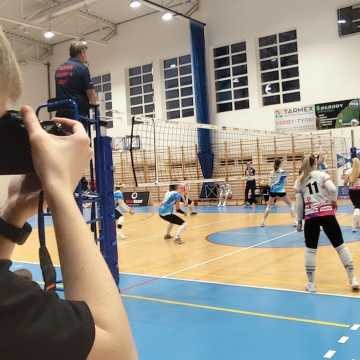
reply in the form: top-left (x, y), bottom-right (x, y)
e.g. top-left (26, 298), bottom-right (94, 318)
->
top-left (0, 110), bottom-right (68, 175)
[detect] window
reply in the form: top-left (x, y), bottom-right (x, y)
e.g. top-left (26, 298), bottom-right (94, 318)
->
top-left (163, 55), bottom-right (195, 119)
top-left (93, 73), bottom-right (113, 117)
top-left (128, 63), bottom-right (155, 118)
top-left (338, 5), bottom-right (360, 36)
top-left (258, 29), bottom-right (301, 106)
top-left (213, 41), bottom-right (249, 113)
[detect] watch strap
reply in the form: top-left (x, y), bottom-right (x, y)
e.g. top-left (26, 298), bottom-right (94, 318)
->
top-left (0, 217), bottom-right (32, 245)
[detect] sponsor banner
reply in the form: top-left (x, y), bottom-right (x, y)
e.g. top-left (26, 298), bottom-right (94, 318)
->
top-left (315, 99), bottom-right (360, 130)
top-left (274, 105), bottom-right (316, 132)
top-left (123, 191), bottom-right (150, 206)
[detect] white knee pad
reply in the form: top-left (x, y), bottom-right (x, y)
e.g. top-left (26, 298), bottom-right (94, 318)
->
top-left (118, 216), bottom-right (125, 226)
top-left (353, 209), bottom-right (360, 228)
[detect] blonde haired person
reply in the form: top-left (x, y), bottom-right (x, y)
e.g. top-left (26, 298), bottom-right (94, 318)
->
top-left (0, 28), bottom-right (137, 360)
top-left (295, 154), bottom-right (358, 292)
top-left (344, 158), bottom-right (360, 232)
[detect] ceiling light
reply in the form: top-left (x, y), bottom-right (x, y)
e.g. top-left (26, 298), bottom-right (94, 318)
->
top-left (170, 64), bottom-right (176, 68)
top-left (162, 12), bottom-right (174, 21)
top-left (233, 78), bottom-right (239, 83)
top-left (81, 40), bottom-right (87, 45)
top-left (337, 19), bottom-right (346, 24)
top-left (44, 31), bottom-right (55, 39)
top-left (130, 0), bottom-right (141, 8)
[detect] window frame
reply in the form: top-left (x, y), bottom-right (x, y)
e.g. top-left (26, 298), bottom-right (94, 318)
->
top-left (258, 29), bottom-right (301, 107)
top-left (127, 63), bottom-right (155, 119)
top-left (162, 54), bottom-right (195, 120)
top-left (212, 40), bottom-right (250, 114)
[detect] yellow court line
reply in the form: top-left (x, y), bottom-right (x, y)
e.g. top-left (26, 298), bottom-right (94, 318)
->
top-left (122, 294), bottom-right (350, 329)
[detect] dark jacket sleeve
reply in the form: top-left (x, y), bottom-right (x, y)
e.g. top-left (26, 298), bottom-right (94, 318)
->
top-left (0, 271), bottom-right (95, 360)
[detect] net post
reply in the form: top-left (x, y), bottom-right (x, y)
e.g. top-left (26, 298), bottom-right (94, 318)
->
top-left (130, 116), bottom-right (138, 187)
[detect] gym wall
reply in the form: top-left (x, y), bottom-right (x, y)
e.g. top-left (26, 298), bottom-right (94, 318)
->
top-left (48, 0), bottom-right (360, 133)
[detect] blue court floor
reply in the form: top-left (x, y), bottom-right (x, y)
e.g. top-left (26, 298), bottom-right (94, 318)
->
top-left (11, 261), bottom-right (360, 360)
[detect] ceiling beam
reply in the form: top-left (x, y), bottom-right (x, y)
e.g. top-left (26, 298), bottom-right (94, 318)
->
top-left (0, 15), bottom-right (107, 46)
top-left (25, 0), bottom-right (99, 24)
top-left (141, 0), bottom-right (206, 26)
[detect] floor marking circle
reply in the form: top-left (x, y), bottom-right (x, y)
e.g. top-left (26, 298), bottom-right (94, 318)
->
top-left (208, 225), bottom-right (360, 248)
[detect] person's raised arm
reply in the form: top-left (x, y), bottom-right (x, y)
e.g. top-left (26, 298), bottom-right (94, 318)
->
top-left (22, 106), bottom-right (137, 360)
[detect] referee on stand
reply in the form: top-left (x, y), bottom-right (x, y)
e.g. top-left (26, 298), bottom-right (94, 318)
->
top-left (55, 41), bottom-right (98, 119)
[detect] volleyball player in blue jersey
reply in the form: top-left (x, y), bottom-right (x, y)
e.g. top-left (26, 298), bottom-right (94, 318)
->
top-left (159, 184), bottom-right (187, 244)
top-left (260, 158), bottom-right (295, 227)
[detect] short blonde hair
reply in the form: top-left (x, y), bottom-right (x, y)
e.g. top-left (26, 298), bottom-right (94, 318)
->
top-left (69, 41), bottom-right (88, 58)
top-left (0, 27), bottom-right (22, 102)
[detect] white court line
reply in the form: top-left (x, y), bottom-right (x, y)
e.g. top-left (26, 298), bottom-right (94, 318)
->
top-left (351, 324), bottom-right (360, 331)
top-left (13, 259), bottom-right (360, 300)
top-left (163, 230), bottom-right (297, 278)
top-left (338, 336), bottom-right (349, 344)
top-left (323, 350), bottom-right (336, 359)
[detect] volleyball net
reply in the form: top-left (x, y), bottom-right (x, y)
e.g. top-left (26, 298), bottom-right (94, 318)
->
top-left (112, 115), bottom-right (347, 203)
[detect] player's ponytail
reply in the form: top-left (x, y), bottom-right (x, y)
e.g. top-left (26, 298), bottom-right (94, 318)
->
top-left (349, 158), bottom-right (360, 184)
top-left (298, 154), bottom-right (316, 184)
top-left (274, 158), bottom-right (282, 171)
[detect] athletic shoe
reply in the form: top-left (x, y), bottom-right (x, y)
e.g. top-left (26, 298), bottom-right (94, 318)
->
top-left (190, 212), bottom-right (198, 216)
top-left (260, 222), bottom-right (265, 227)
top-left (217, 203), bottom-right (222, 207)
top-left (174, 237), bottom-right (184, 245)
top-left (351, 277), bottom-right (359, 291)
top-left (305, 282), bottom-right (316, 293)
top-left (352, 228), bottom-right (358, 233)
top-left (164, 234), bottom-right (173, 240)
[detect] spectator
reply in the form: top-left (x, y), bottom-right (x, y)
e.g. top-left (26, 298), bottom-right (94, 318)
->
top-left (0, 27), bottom-right (137, 360)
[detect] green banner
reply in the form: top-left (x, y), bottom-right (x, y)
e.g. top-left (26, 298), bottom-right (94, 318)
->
top-left (315, 99), bottom-right (360, 129)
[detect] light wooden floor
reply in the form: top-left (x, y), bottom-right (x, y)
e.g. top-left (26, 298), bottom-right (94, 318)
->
top-left (13, 208), bottom-right (360, 296)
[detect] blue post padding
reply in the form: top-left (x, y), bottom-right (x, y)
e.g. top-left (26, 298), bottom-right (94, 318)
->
top-left (190, 20), bottom-right (214, 178)
top-left (94, 135), bottom-right (119, 285)
top-left (351, 147), bottom-right (358, 159)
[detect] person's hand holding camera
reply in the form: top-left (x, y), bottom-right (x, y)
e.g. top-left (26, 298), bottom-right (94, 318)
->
top-left (1, 174), bottom-right (41, 227)
top-left (21, 105), bottom-right (91, 198)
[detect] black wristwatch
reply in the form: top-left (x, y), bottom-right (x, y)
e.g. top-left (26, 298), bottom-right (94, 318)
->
top-left (0, 217), bottom-right (32, 245)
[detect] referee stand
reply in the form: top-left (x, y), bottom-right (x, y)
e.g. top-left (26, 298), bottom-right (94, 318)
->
top-left (36, 99), bottom-right (119, 291)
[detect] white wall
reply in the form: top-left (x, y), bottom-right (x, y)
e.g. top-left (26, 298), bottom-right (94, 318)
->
top-left (203, 0), bottom-right (360, 130)
top-left (49, 0), bottom-right (360, 134)
top-left (18, 63), bottom-right (49, 110)
top-left (50, 14), bottom-right (191, 137)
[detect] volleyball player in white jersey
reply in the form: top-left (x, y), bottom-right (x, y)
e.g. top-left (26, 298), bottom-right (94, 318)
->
top-left (218, 183), bottom-right (232, 207)
top-left (344, 158), bottom-right (360, 232)
top-left (260, 158), bottom-right (295, 227)
top-left (295, 154), bottom-right (359, 292)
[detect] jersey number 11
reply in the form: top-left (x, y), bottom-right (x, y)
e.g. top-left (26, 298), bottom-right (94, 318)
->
top-left (306, 181), bottom-right (319, 195)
